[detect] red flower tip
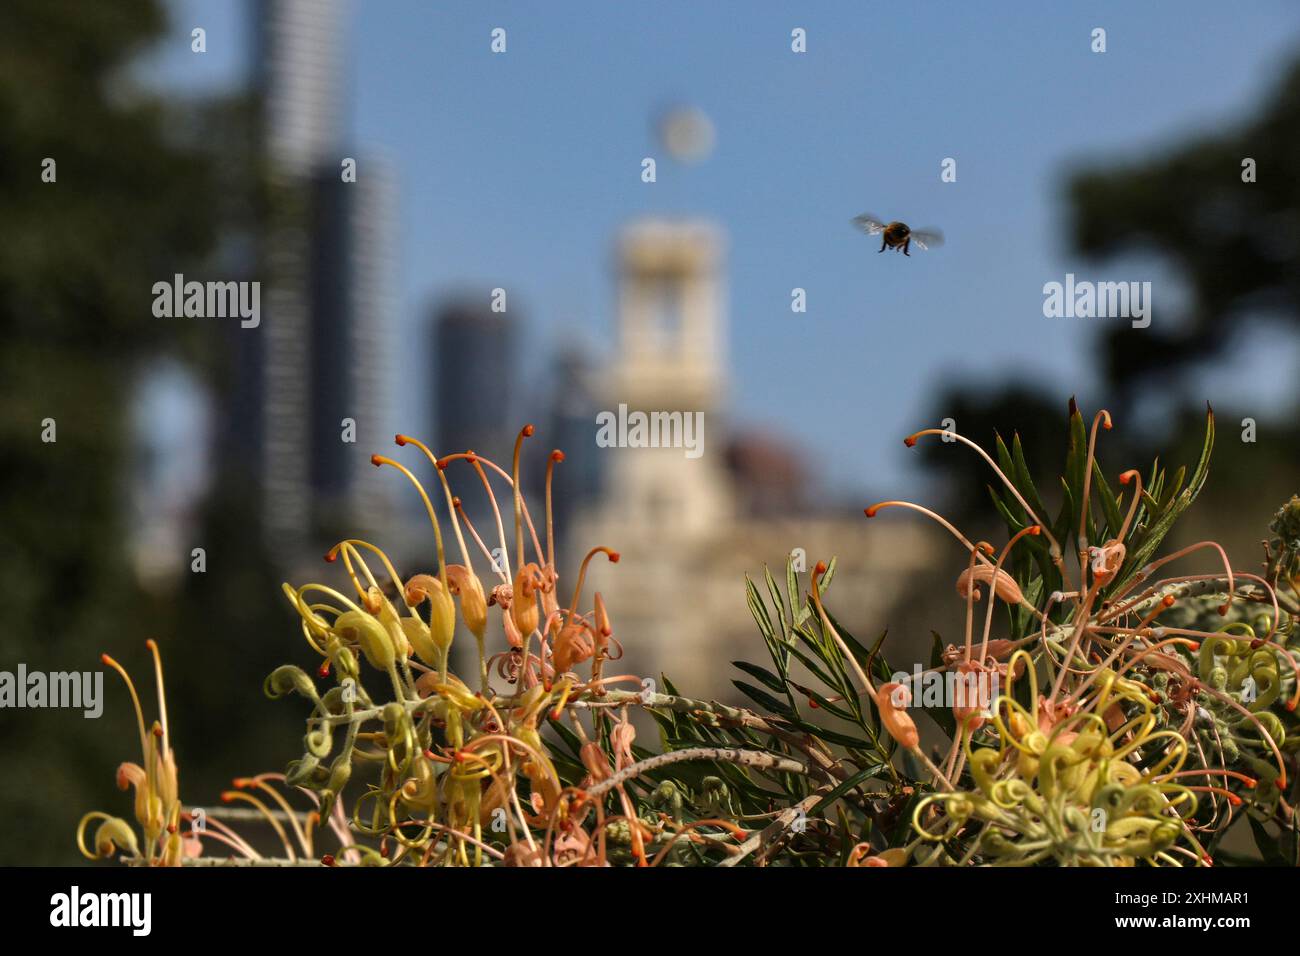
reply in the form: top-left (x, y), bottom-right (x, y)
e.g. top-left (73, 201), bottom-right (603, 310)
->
top-left (522, 424), bottom-right (535, 437)
top-left (814, 561), bottom-right (828, 576)
top-left (324, 550), bottom-right (338, 563)
top-left (220, 792), bottom-right (235, 803)
top-left (394, 434), bottom-right (408, 446)
top-left (551, 449), bottom-right (565, 462)
top-left (608, 551), bottom-right (621, 563)
top-left (1029, 525), bottom-right (1042, 535)
top-left (1287, 700), bottom-right (1297, 713)
top-left (1244, 777), bottom-right (1258, 789)
top-left (1228, 794), bottom-right (1242, 807)
top-left (435, 457), bottom-right (450, 470)
top-left (145, 638), bottom-right (158, 651)
top-left (1201, 854), bottom-right (1214, 867)
top-left (903, 436), bottom-right (917, 448)
top-left (321, 854), bottom-right (336, 867)
top-left (100, 653), bottom-right (112, 666)
top-left (152, 725), bottom-right (163, 738)
top-left (317, 661), bottom-right (330, 678)
top-left (370, 454), bottom-right (382, 467)
top-left (808, 698), bottom-right (819, 709)
top-left (166, 824), bottom-right (177, 834)
top-left (1118, 469), bottom-right (1139, 486)
top-left (451, 496), bottom-right (462, 507)
top-left (1188, 641), bottom-right (1200, 651)
top-left (864, 505), bottom-right (879, 517)
top-left (1161, 595), bottom-right (1176, 607)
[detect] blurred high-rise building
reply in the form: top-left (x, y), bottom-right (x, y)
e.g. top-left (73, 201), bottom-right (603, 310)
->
top-left (432, 299), bottom-right (515, 464)
top-left (545, 342), bottom-right (601, 537)
top-left (308, 159), bottom-right (397, 543)
top-left (235, 0), bottom-right (394, 560)
top-left (256, 0), bottom-right (345, 174)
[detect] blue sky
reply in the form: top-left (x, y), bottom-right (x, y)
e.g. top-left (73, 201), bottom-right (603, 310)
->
top-left (151, 0), bottom-right (1300, 495)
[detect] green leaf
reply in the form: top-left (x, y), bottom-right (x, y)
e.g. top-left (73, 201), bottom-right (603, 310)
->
top-left (732, 680), bottom-right (795, 718)
top-left (1091, 459), bottom-right (1124, 542)
top-left (1247, 816), bottom-right (1289, 866)
top-left (1011, 432), bottom-right (1050, 524)
top-left (732, 660), bottom-right (786, 694)
top-left (786, 559), bottom-right (801, 625)
top-left (808, 762), bottom-right (889, 817)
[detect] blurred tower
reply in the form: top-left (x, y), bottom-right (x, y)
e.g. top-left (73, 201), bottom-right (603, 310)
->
top-left (570, 220), bottom-right (734, 685)
top-left (309, 159), bottom-right (397, 542)
top-left (433, 299), bottom-right (515, 462)
top-left (597, 220), bottom-right (731, 538)
top-left (254, 0), bottom-right (345, 555)
top-left (546, 342), bottom-right (600, 538)
top-left (257, 0), bottom-right (345, 173)
top-left (243, 0), bottom-right (394, 559)
top-left (570, 221), bottom-right (938, 698)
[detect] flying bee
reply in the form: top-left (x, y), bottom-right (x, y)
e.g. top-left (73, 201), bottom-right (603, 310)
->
top-left (852, 214), bottom-right (943, 256)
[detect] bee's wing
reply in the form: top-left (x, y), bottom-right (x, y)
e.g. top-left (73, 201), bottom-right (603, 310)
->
top-left (908, 229), bottom-right (944, 250)
top-left (851, 213), bottom-right (888, 235)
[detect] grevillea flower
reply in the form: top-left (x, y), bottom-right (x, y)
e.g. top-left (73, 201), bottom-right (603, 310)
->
top-left (78, 641), bottom-right (185, 866)
top-left (270, 426), bottom-right (646, 866)
top-left (852, 404), bottom-right (1293, 865)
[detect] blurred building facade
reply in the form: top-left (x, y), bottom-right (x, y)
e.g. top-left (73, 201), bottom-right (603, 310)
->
top-left (432, 298), bottom-right (515, 463)
top-left (570, 220), bottom-right (937, 696)
top-left (231, 0), bottom-right (395, 561)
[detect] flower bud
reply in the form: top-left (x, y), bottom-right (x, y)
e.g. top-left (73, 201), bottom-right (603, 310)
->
top-left (402, 616), bottom-right (437, 668)
top-left (876, 682), bottom-right (920, 750)
top-left (403, 574), bottom-right (456, 665)
top-left (553, 621), bottom-right (595, 674)
top-left (373, 590), bottom-right (409, 664)
top-left (511, 566), bottom-right (541, 637)
top-left (956, 565), bottom-right (1025, 605)
top-left (93, 816), bottom-right (140, 859)
top-left (264, 665), bottom-right (319, 701)
top-left (426, 578), bottom-right (457, 655)
top-left (447, 565), bottom-right (488, 639)
top-left (333, 609), bottom-right (396, 672)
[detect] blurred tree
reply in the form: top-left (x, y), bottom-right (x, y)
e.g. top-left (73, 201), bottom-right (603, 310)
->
top-left (0, 0), bottom-right (294, 863)
top-left (1066, 59), bottom-right (1300, 403)
top-left (923, 58), bottom-right (1300, 522)
top-left (914, 384), bottom-right (1067, 523)
top-left (909, 59), bottom-right (1300, 700)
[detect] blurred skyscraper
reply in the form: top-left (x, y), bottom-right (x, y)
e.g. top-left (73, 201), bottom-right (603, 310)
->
top-left (308, 159), bottom-right (397, 543)
top-left (432, 299), bottom-right (515, 463)
top-left (235, 0), bottom-right (394, 559)
top-left (546, 343), bottom-right (601, 538)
